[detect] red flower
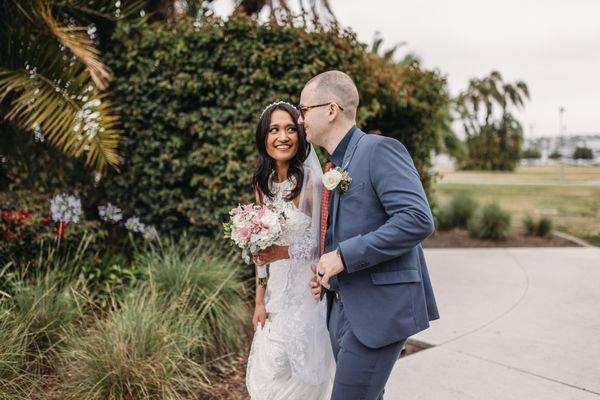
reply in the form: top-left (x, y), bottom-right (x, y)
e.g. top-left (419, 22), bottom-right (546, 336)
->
top-left (41, 216), bottom-right (52, 225)
top-left (16, 210), bottom-right (32, 220)
top-left (2, 231), bottom-right (12, 240)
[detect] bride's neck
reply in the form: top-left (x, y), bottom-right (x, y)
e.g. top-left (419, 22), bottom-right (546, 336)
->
top-left (273, 160), bottom-right (290, 183)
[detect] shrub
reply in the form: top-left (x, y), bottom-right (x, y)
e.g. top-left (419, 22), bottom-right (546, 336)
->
top-left (522, 215), bottom-right (553, 238)
top-left (536, 217), bottom-right (553, 237)
top-left (60, 291), bottom-right (210, 400)
top-left (8, 269), bottom-right (80, 374)
top-left (468, 203), bottom-right (511, 240)
top-left (0, 301), bottom-right (32, 395)
top-left (0, 263), bottom-right (81, 400)
top-left (521, 148), bottom-right (541, 159)
top-left (549, 150), bottom-right (562, 160)
top-left (134, 235), bottom-right (249, 363)
top-left (522, 215), bottom-right (537, 236)
top-left (0, 239), bottom-right (89, 395)
top-left (573, 146), bottom-right (594, 160)
top-left (78, 249), bottom-right (144, 309)
top-left (437, 193), bottom-right (478, 230)
top-left (60, 236), bottom-right (249, 399)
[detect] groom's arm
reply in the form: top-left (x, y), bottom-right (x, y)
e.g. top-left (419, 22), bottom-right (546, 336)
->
top-left (338, 137), bottom-right (435, 273)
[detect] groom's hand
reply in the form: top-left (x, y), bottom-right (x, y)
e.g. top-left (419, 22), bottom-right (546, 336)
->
top-left (317, 250), bottom-right (344, 289)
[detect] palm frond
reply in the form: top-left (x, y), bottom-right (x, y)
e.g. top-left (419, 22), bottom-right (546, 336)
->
top-left (0, 66), bottom-right (122, 170)
top-left (39, 2), bottom-right (112, 89)
top-left (0, 0), bottom-right (123, 170)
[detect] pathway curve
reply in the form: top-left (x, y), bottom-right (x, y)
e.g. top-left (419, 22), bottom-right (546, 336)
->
top-left (386, 247), bottom-right (600, 399)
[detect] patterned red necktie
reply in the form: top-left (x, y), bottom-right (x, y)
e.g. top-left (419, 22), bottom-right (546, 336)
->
top-left (320, 161), bottom-right (334, 256)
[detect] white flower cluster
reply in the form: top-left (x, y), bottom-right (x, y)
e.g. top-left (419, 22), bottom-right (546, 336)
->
top-left (123, 216), bottom-right (158, 239)
top-left (87, 25), bottom-right (97, 40)
top-left (124, 216), bottom-right (145, 233)
top-left (51, 194), bottom-right (82, 223)
top-left (143, 225), bottom-right (159, 240)
top-left (46, 195), bottom-right (159, 240)
top-left (98, 203), bottom-right (122, 223)
top-left (33, 124), bottom-right (45, 142)
top-left (73, 97), bottom-right (103, 145)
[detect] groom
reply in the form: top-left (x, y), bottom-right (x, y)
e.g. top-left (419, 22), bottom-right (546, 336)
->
top-left (299, 71), bottom-right (439, 400)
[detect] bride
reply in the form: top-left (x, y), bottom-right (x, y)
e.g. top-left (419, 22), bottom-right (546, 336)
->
top-left (245, 101), bottom-right (335, 399)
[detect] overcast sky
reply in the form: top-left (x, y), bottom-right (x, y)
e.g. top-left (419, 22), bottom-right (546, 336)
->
top-left (212, 0), bottom-right (600, 138)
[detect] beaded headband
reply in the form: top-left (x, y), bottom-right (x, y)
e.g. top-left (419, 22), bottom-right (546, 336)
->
top-left (259, 100), bottom-right (297, 119)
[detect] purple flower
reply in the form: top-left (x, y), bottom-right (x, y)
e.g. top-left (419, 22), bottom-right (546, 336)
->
top-left (125, 217), bottom-right (145, 233)
top-left (50, 194), bottom-right (82, 223)
top-left (98, 203), bottom-right (123, 223)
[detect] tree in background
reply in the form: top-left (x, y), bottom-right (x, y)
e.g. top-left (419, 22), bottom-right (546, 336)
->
top-left (455, 70), bottom-right (529, 170)
top-left (367, 33), bottom-right (453, 178)
top-left (573, 146), bottom-right (594, 160)
top-left (521, 148), bottom-right (541, 159)
top-left (549, 150), bottom-right (562, 160)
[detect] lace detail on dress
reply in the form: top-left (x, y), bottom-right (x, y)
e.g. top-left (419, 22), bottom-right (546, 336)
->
top-left (261, 179), bottom-right (314, 260)
top-left (246, 177), bottom-right (333, 398)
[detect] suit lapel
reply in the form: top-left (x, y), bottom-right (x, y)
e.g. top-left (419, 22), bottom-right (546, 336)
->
top-left (331, 129), bottom-right (365, 243)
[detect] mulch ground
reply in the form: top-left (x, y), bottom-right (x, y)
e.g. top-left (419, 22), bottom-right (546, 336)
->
top-left (210, 353), bottom-right (250, 400)
top-left (423, 229), bottom-right (580, 248)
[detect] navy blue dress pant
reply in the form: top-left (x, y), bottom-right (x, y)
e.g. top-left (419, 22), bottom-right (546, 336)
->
top-left (328, 294), bottom-right (406, 400)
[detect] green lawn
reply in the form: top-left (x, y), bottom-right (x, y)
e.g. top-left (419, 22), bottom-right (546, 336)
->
top-left (433, 166), bottom-right (600, 246)
top-left (436, 165), bottom-right (600, 185)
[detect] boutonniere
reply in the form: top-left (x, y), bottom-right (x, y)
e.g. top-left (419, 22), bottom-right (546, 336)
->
top-left (322, 167), bottom-right (352, 194)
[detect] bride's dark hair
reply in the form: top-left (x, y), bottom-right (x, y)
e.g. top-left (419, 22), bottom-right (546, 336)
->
top-left (253, 103), bottom-right (311, 203)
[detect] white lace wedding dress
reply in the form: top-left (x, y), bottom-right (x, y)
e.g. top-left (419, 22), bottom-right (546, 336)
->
top-left (246, 179), bottom-right (334, 400)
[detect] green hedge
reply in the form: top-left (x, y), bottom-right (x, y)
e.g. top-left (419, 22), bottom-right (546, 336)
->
top-left (101, 16), bottom-right (449, 237)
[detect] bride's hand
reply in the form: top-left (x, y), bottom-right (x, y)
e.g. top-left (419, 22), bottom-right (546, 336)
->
top-left (310, 264), bottom-right (323, 301)
top-left (253, 245), bottom-right (289, 266)
top-left (253, 303), bottom-right (267, 331)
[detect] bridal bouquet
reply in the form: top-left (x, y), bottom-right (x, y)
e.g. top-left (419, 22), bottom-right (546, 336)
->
top-left (223, 203), bottom-right (287, 285)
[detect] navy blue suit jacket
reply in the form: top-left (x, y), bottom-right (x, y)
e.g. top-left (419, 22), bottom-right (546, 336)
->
top-left (324, 128), bottom-right (440, 349)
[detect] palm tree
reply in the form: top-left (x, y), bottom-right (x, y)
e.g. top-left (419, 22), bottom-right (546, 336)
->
top-left (456, 70), bottom-right (529, 138)
top-left (455, 71), bottom-right (529, 170)
top-left (497, 78), bottom-right (529, 146)
top-left (0, 0), bottom-right (146, 171)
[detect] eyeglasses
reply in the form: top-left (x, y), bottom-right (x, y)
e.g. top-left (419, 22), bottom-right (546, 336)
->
top-left (297, 102), bottom-right (344, 119)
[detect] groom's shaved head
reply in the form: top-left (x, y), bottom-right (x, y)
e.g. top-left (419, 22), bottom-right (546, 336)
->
top-left (305, 70), bottom-right (359, 121)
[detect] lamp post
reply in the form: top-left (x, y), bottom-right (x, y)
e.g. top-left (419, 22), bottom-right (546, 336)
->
top-left (558, 106), bottom-right (565, 135)
top-left (558, 106), bottom-right (565, 183)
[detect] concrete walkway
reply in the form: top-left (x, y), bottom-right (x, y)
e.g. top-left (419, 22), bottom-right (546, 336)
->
top-left (386, 247), bottom-right (600, 399)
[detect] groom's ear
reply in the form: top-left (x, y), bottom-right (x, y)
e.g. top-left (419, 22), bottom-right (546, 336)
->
top-left (327, 104), bottom-right (338, 122)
